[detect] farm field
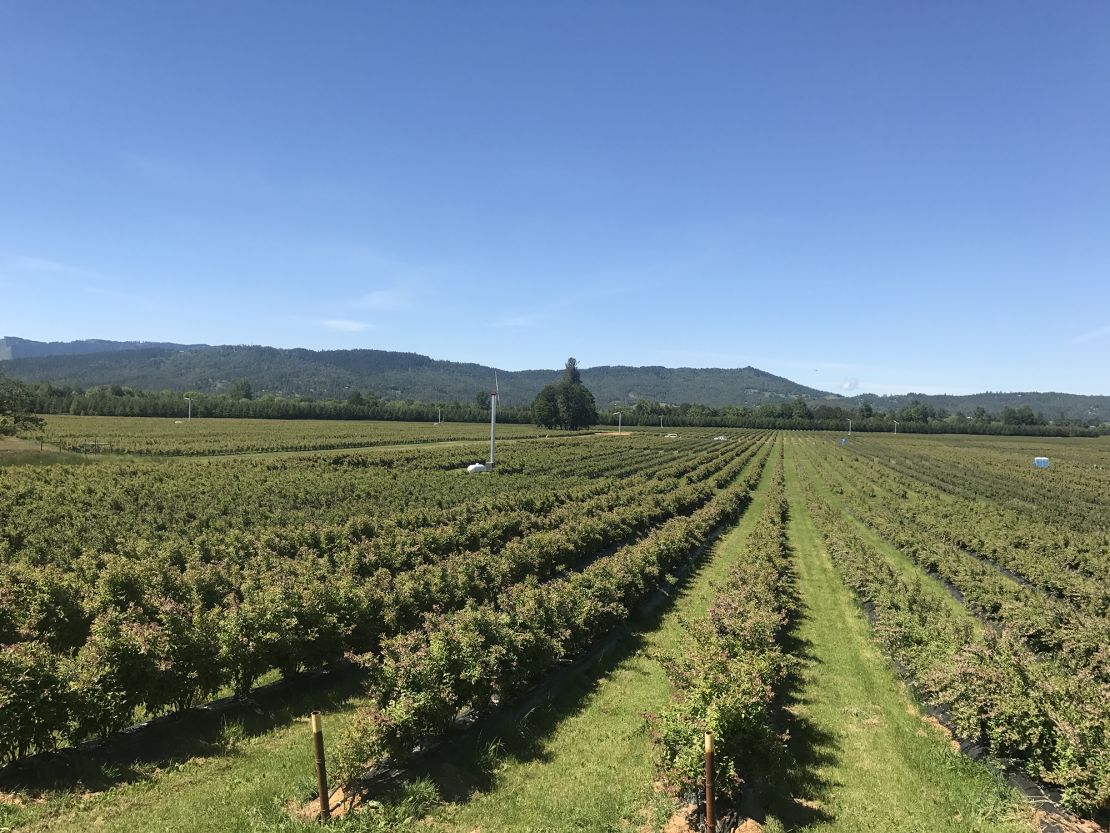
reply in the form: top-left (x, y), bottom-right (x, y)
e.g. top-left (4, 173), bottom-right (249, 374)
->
top-left (789, 434), bottom-right (1109, 824)
top-left (38, 414), bottom-right (573, 456)
top-left (0, 420), bottom-right (1107, 832)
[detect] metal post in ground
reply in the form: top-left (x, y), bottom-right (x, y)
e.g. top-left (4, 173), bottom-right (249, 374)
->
top-left (311, 711), bottom-right (330, 821)
top-left (704, 732), bottom-right (714, 833)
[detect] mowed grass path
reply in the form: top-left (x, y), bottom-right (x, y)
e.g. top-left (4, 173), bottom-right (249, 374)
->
top-left (776, 440), bottom-right (1031, 833)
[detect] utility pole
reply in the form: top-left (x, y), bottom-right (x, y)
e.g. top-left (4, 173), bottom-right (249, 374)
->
top-left (893, 419), bottom-right (899, 434)
top-left (615, 412), bottom-right (622, 434)
top-left (184, 396), bottom-right (193, 420)
top-left (848, 418), bottom-right (852, 437)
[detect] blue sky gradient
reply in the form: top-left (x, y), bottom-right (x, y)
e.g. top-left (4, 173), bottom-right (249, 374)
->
top-left (1, 2), bottom-right (1107, 395)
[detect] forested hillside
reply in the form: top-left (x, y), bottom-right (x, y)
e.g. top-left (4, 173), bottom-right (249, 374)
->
top-left (2, 338), bottom-right (1107, 422)
top-left (0, 336), bottom-right (203, 361)
top-left (0, 340), bottom-right (828, 408)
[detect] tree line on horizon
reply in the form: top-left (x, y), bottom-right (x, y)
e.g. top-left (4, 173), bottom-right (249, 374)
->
top-left (2, 373), bottom-right (1104, 438)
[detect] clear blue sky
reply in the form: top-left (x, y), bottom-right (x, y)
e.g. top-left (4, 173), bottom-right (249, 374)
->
top-left (1, 2), bottom-right (1107, 395)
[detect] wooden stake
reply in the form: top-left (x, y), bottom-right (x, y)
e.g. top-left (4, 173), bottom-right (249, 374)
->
top-left (311, 711), bottom-right (330, 821)
top-left (704, 732), bottom-right (714, 833)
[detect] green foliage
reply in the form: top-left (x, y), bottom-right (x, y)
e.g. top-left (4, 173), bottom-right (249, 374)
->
top-left (40, 414), bottom-right (555, 456)
top-left (532, 357), bottom-right (599, 430)
top-left (69, 611), bottom-right (155, 739)
top-left (531, 385), bottom-right (559, 428)
top-left (4, 424), bottom-right (1105, 817)
top-left (0, 562), bottom-right (88, 650)
top-left (1000, 405), bottom-right (1041, 425)
top-left (332, 446), bottom-right (769, 787)
top-left (227, 379), bottom-right (253, 400)
top-left (329, 779), bottom-right (439, 832)
top-left (0, 426), bottom-right (768, 767)
top-left (160, 602), bottom-right (225, 710)
top-left (798, 440), bottom-right (1110, 816)
top-left (563, 357), bottom-right (582, 385)
top-left (3, 337), bottom-right (1108, 426)
top-left (0, 376), bottom-right (44, 436)
top-left (653, 450), bottom-right (794, 803)
top-left (0, 341), bottom-right (830, 409)
top-left (0, 642), bottom-right (69, 762)
top-left (816, 438), bottom-right (1108, 670)
top-left (214, 569), bottom-right (349, 697)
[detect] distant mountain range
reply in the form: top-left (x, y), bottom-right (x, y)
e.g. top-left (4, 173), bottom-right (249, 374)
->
top-left (1, 337), bottom-right (1106, 423)
top-left (0, 336), bottom-right (207, 361)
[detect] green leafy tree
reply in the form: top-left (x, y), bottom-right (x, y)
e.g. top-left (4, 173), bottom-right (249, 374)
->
top-left (557, 383), bottom-right (597, 430)
top-left (532, 357), bottom-right (598, 430)
top-left (898, 399), bottom-right (938, 424)
top-left (789, 398), bottom-right (812, 420)
top-left (531, 386), bottom-right (559, 428)
top-left (227, 379), bottom-right (253, 400)
top-left (1001, 405), bottom-right (1041, 426)
top-left (0, 377), bottom-right (44, 436)
top-left (633, 398), bottom-right (664, 416)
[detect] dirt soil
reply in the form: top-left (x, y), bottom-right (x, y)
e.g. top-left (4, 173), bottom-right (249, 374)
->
top-left (658, 804), bottom-right (764, 833)
top-left (661, 804), bottom-right (697, 833)
top-left (289, 785), bottom-right (351, 822)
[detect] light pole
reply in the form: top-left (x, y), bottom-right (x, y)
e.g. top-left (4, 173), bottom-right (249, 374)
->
top-left (660, 415), bottom-right (663, 429)
top-left (848, 418), bottom-right (852, 437)
top-left (615, 412), bottom-right (622, 434)
top-left (184, 396), bottom-right (193, 420)
top-left (893, 419), bottom-right (899, 434)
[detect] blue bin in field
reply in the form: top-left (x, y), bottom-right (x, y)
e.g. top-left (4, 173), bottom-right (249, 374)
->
top-left (1033, 457), bottom-right (1050, 468)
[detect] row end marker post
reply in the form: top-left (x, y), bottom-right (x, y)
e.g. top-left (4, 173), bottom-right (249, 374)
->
top-left (705, 731), bottom-right (714, 833)
top-left (311, 711), bottom-right (330, 821)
